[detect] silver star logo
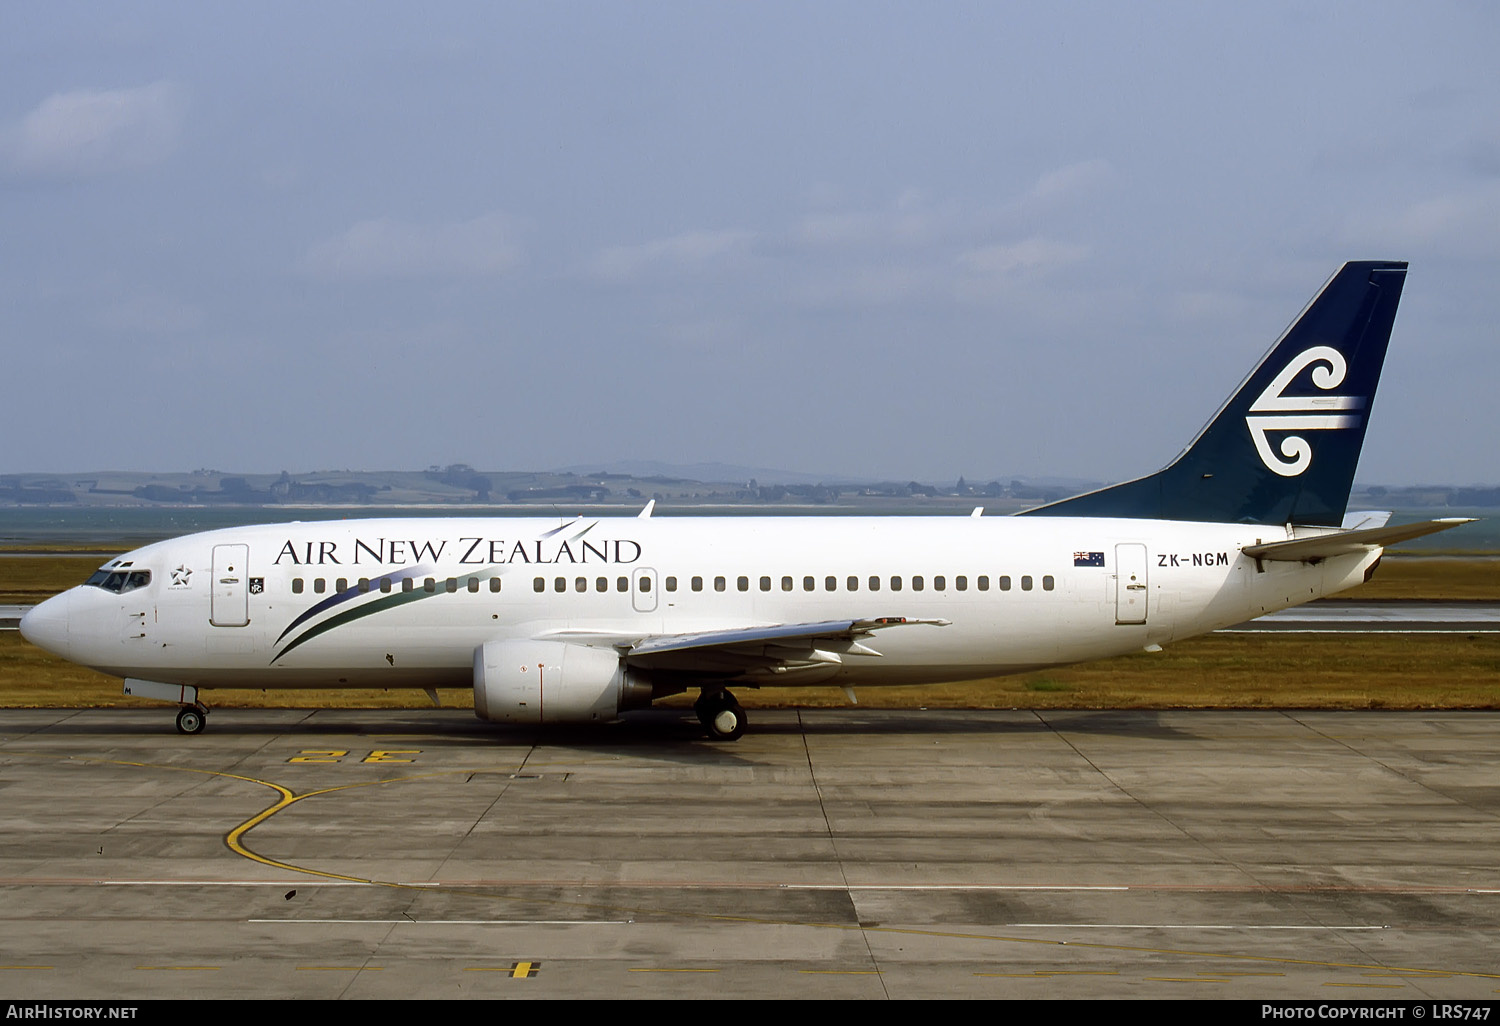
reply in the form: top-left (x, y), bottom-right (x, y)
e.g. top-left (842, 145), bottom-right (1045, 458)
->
top-left (171, 565), bottom-right (192, 587)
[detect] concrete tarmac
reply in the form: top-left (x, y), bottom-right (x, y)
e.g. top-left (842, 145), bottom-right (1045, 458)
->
top-left (2, 707), bottom-right (1499, 1000)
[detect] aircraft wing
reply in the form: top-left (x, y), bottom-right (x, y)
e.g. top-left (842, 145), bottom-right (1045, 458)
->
top-left (539, 617), bottom-right (949, 677)
top-left (627, 617), bottom-right (950, 657)
top-left (1242, 518), bottom-right (1475, 562)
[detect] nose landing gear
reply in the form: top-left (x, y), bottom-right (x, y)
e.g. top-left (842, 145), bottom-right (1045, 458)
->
top-left (124, 679), bottom-right (212, 736)
top-left (694, 689), bottom-right (746, 742)
top-left (175, 703), bottom-right (209, 735)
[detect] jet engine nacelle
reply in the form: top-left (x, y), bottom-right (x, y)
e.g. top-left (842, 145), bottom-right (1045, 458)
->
top-left (473, 639), bottom-right (650, 725)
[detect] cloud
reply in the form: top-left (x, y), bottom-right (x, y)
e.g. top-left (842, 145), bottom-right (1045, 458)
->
top-left (585, 228), bottom-right (755, 281)
top-left (1023, 159), bottom-right (1115, 208)
top-left (957, 238), bottom-right (1091, 277)
top-left (788, 263), bottom-right (944, 308)
top-left (585, 171), bottom-right (1104, 310)
top-left (4, 82), bottom-right (186, 179)
top-left (950, 238), bottom-right (1093, 304)
top-left (794, 190), bottom-right (959, 249)
top-left (302, 212), bottom-right (524, 280)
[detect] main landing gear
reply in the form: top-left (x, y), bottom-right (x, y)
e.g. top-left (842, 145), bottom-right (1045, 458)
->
top-left (175, 703), bottom-right (209, 735)
top-left (695, 689), bottom-right (746, 742)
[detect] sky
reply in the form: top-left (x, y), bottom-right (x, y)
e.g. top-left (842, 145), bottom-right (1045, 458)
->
top-left (2, 1), bottom-right (1496, 486)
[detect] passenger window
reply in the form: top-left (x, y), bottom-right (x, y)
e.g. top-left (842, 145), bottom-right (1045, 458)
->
top-left (381, 578), bottom-right (393, 594)
top-left (337, 578), bottom-right (348, 592)
top-left (596, 577), bottom-right (608, 592)
top-left (468, 577), bottom-right (480, 593)
top-left (737, 576), bottom-right (749, 592)
top-left (292, 578), bottom-right (304, 594)
top-left (314, 578), bottom-right (326, 594)
top-left (425, 578), bottom-right (436, 593)
top-left (934, 575), bottom-right (945, 591)
top-left (891, 576), bottom-right (902, 591)
top-left (1021, 575), bottom-right (1033, 591)
top-left (639, 577), bottom-right (651, 593)
top-left (533, 577), bottom-right (545, 593)
top-left (489, 577), bottom-right (502, 593)
top-left (665, 576), bottom-right (677, 592)
top-left (763, 576), bottom-right (774, 592)
top-left (825, 576), bottom-right (837, 592)
top-left (403, 578), bottom-right (415, 593)
top-left (912, 576), bottom-right (924, 591)
top-left (803, 576), bottom-right (814, 592)
top-left (446, 577), bottom-right (457, 593)
top-left (977, 575), bottom-right (989, 591)
top-left (575, 577), bottom-right (587, 593)
top-left (617, 576), bottom-right (628, 592)
top-left (1043, 575), bottom-right (1055, 591)
top-left (868, 576), bottom-right (880, 591)
top-left (714, 576), bottom-right (726, 592)
top-left (779, 576), bottom-right (791, 591)
top-left (847, 576), bottom-right (859, 591)
top-left (956, 576), bottom-right (967, 591)
top-left (359, 578), bottom-right (370, 593)
top-left (692, 576), bottom-right (703, 592)
top-left (555, 577), bottom-right (566, 593)
top-left (999, 576), bottom-right (1011, 591)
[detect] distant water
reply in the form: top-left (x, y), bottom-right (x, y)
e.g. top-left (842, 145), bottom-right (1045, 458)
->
top-left (0, 504), bottom-right (1492, 550)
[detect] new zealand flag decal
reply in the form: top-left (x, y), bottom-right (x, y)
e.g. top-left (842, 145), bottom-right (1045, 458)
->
top-left (1073, 551), bottom-right (1105, 567)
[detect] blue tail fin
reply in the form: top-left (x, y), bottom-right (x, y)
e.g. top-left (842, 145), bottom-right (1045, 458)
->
top-left (1021, 260), bottom-right (1408, 527)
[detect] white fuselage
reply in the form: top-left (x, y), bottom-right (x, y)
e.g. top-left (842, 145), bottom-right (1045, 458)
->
top-left (26, 514), bottom-right (1375, 692)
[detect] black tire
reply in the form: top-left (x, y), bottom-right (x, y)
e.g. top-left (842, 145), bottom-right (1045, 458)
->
top-left (175, 707), bottom-right (205, 735)
top-left (704, 701), bottom-right (746, 742)
top-left (693, 689), bottom-right (726, 727)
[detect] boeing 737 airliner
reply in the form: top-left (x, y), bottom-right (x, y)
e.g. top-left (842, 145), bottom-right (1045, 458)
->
top-left (20, 261), bottom-right (1471, 739)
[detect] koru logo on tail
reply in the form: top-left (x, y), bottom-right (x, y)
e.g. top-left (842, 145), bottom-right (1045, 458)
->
top-left (1245, 346), bottom-right (1365, 477)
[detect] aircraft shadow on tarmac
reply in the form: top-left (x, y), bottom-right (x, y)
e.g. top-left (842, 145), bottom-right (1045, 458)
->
top-left (2, 706), bottom-right (1202, 748)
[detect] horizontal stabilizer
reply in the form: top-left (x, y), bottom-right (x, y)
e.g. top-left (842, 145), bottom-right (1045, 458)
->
top-left (1241, 518), bottom-right (1475, 562)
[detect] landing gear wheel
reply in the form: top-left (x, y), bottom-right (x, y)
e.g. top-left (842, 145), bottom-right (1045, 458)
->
top-left (175, 706), bottom-right (206, 735)
top-left (707, 704), bottom-right (746, 742)
top-left (695, 690), bottom-right (746, 742)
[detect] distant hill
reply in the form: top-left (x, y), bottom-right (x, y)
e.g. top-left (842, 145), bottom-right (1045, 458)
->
top-left (2, 467), bottom-right (1496, 513)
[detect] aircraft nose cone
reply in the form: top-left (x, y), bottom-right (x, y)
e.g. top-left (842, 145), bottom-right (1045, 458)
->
top-left (19, 591), bottom-right (71, 659)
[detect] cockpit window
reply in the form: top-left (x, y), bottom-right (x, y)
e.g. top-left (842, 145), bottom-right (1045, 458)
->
top-left (85, 568), bottom-right (151, 594)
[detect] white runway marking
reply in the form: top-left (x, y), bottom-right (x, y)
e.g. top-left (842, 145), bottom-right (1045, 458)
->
top-left (252, 924), bottom-right (627, 930)
top-left (1011, 923), bottom-right (1388, 931)
top-left (779, 884), bottom-right (1130, 891)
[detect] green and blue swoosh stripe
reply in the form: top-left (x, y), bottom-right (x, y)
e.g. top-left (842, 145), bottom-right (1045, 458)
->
top-left (270, 519), bottom-right (599, 662)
